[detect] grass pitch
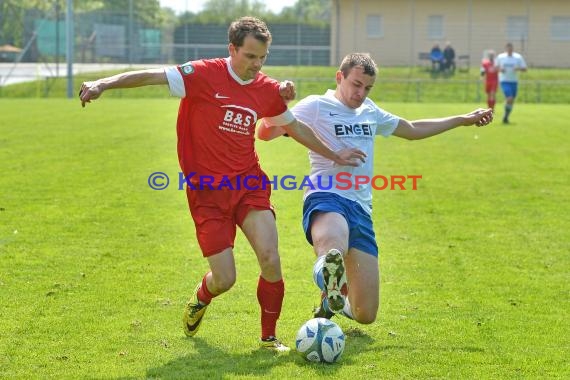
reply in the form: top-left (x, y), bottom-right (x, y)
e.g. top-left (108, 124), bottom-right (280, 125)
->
top-left (0, 98), bottom-right (568, 379)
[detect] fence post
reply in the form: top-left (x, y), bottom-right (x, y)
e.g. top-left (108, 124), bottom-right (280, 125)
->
top-left (476, 80), bottom-right (481, 103)
top-left (416, 80), bottom-right (421, 102)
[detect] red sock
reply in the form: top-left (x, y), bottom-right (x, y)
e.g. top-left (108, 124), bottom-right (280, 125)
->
top-left (257, 276), bottom-right (284, 339)
top-left (196, 273), bottom-right (215, 305)
top-left (488, 99), bottom-right (495, 109)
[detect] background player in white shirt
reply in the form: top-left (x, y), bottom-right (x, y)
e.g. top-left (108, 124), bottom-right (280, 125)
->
top-left (495, 42), bottom-right (527, 123)
top-left (258, 53), bottom-right (493, 324)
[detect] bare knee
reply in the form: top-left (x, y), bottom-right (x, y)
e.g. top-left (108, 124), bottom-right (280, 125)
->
top-left (210, 272), bottom-right (236, 293)
top-left (257, 250), bottom-right (281, 276)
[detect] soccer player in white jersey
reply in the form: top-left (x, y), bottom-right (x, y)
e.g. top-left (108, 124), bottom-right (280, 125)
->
top-left (495, 42), bottom-right (527, 124)
top-left (257, 53), bottom-right (493, 324)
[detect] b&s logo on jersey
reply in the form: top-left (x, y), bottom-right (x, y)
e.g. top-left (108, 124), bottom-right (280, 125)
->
top-left (180, 63), bottom-right (194, 75)
top-left (219, 105), bottom-right (258, 136)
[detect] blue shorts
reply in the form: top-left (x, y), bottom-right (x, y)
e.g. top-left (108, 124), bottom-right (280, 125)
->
top-left (500, 81), bottom-right (518, 98)
top-left (302, 192), bottom-right (378, 257)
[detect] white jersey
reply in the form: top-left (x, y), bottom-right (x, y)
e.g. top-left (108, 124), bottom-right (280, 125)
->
top-left (291, 89), bottom-right (399, 215)
top-left (496, 52), bottom-right (527, 82)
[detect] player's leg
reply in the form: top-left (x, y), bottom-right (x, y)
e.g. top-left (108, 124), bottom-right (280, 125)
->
top-left (501, 82), bottom-right (516, 123)
top-left (183, 248), bottom-right (236, 337)
top-left (486, 82), bottom-right (496, 110)
top-left (242, 209), bottom-right (282, 281)
top-left (343, 248), bottom-right (380, 324)
top-left (507, 82), bottom-right (519, 121)
top-left (183, 187), bottom-right (238, 337)
top-left (241, 208), bottom-right (289, 352)
top-left (310, 211), bottom-right (349, 314)
top-left (488, 91), bottom-right (496, 110)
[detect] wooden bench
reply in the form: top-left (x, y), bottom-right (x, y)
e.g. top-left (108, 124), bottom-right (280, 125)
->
top-left (418, 52), bottom-right (433, 70)
top-left (457, 54), bottom-right (470, 72)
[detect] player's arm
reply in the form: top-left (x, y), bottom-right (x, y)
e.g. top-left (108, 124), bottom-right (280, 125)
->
top-left (278, 80), bottom-right (296, 104)
top-left (79, 68), bottom-right (167, 107)
top-left (515, 62), bottom-right (528, 72)
top-left (256, 80), bottom-right (296, 138)
top-left (393, 108), bottom-right (494, 140)
top-left (256, 119), bottom-right (287, 141)
top-left (278, 119), bottom-right (366, 167)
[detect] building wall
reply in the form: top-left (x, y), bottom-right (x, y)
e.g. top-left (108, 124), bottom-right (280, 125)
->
top-left (331, 0), bottom-right (570, 67)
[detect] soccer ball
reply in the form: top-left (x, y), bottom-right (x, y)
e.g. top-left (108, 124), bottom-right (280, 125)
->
top-left (295, 318), bottom-right (345, 363)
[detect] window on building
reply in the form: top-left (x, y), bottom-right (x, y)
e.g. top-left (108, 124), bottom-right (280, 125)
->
top-left (428, 15), bottom-right (444, 39)
top-left (551, 16), bottom-right (570, 41)
top-left (507, 16), bottom-right (529, 40)
top-left (367, 15), bottom-right (383, 38)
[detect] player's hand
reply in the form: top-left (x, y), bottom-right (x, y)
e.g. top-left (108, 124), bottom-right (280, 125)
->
top-left (278, 80), bottom-right (296, 104)
top-left (79, 81), bottom-right (103, 108)
top-left (333, 148), bottom-right (367, 167)
top-left (464, 108), bottom-right (494, 127)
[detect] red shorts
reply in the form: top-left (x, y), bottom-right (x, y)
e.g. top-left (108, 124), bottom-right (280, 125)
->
top-left (186, 170), bottom-right (274, 256)
top-left (486, 81), bottom-right (498, 93)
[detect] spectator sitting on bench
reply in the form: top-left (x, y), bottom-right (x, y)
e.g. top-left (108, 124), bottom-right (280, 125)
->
top-left (430, 43), bottom-right (443, 72)
top-left (443, 41), bottom-right (456, 73)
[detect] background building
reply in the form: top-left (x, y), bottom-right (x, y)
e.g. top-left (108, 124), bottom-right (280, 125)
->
top-left (331, 0), bottom-right (570, 67)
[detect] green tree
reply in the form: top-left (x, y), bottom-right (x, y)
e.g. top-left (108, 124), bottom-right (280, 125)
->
top-left (279, 0), bottom-right (331, 25)
top-left (190, 0), bottom-right (273, 24)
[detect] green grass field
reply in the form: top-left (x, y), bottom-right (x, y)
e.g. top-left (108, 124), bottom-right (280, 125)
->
top-left (3, 65), bottom-right (570, 104)
top-left (0, 98), bottom-right (568, 379)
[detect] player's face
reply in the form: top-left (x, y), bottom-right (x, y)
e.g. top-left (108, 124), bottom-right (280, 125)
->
top-left (335, 66), bottom-right (376, 109)
top-left (229, 35), bottom-right (269, 81)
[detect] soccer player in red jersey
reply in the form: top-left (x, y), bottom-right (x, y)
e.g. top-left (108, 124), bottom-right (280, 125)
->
top-left (480, 50), bottom-right (499, 110)
top-left (79, 16), bottom-right (365, 352)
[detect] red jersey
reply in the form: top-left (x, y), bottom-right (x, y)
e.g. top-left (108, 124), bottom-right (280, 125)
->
top-left (481, 59), bottom-right (499, 84)
top-left (166, 58), bottom-right (291, 185)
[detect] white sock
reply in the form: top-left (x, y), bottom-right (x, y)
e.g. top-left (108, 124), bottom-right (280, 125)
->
top-left (340, 297), bottom-right (354, 319)
top-left (312, 255), bottom-right (326, 291)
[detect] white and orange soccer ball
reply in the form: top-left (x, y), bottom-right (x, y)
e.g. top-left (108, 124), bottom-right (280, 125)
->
top-left (295, 318), bottom-right (345, 363)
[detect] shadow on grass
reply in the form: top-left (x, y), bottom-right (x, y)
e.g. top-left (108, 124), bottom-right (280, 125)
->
top-left (144, 337), bottom-right (298, 378)
top-left (142, 328), bottom-right (379, 378)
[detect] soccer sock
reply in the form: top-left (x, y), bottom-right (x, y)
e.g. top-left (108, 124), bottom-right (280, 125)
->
top-left (340, 298), bottom-right (354, 320)
top-left (488, 99), bottom-right (495, 109)
top-left (312, 255), bottom-right (326, 291)
top-left (196, 273), bottom-right (215, 305)
top-left (257, 276), bottom-right (284, 339)
top-left (505, 104), bottom-right (513, 119)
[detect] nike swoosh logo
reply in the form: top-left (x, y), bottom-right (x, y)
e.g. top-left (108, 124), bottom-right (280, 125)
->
top-left (215, 93), bottom-right (230, 99)
top-left (329, 112), bottom-right (339, 116)
top-left (186, 315), bottom-right (204, 332)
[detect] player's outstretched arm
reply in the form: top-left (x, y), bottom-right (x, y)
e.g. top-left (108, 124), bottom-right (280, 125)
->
top-left (393, 108), bottom-right (493, 140)
top-left (280, 120), bottom-right (366, 167)
top-left (79, 68), bottom-right (168, 107)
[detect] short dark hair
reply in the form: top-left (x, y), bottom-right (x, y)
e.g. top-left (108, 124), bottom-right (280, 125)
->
top-left (339, 53), bottom-right (377, 78)
top-left (228, 16), bottom-right (272, 48)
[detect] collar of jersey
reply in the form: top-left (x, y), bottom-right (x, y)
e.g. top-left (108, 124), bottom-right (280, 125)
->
top-left (325, 89), bottom-right (360, 114)
top-left (226, 57), bottom-right (255, 85)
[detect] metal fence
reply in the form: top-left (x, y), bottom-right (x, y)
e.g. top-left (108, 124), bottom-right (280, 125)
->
top-left (291, 78), bottom-right (570, 104)
top-left (2, 66), bottom-right (569, 104)
top-left (6, 8), bottom-right (330, 66)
